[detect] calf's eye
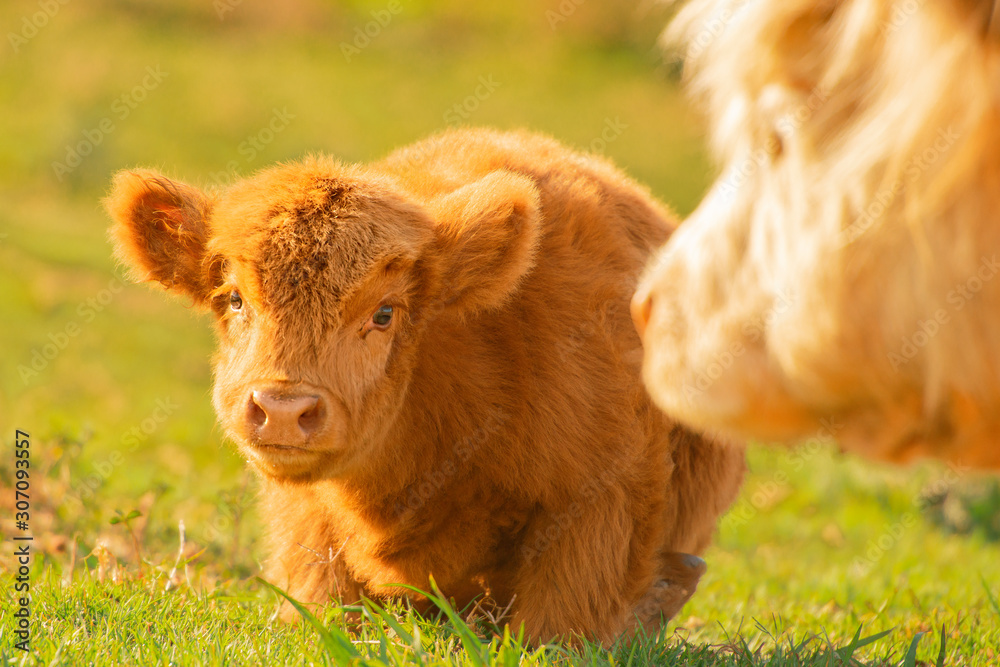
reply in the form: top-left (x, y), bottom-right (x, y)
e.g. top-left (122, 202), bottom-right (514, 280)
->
top-left (372, 305), bottom-right (393, 327)
top-left (230, 290), bottom-right (243, 311)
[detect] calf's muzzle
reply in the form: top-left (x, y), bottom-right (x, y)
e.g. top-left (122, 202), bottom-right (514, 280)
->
top-left (247, 387), bottom-right (327, 447)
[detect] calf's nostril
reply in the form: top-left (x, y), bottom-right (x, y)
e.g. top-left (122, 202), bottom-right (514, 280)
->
top-left (248, 393), bottom-right (268, 428)
top-left (297, 399), bottom-right (323, 435)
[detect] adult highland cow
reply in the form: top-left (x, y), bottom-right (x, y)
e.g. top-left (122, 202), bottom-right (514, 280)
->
top-left (633, 0), bottom-right (1000, 467)
top-left (105, 128), bottom-right (744, 643)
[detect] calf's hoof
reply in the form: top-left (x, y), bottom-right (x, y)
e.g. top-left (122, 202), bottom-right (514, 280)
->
top-left (632, 552), bottom-right (707, 630)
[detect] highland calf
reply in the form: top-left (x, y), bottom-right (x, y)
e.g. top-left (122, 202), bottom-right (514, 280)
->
top-left (633, 0), bottom-right (1000, 467)
top-left (105, 128), bottom-right (744, 643)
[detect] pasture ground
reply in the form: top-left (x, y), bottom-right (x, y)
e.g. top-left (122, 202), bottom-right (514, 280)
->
top-left (2, 2), bottom-right (998, 664)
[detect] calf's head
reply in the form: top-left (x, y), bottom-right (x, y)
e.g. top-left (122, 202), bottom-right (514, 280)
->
top-left (105, 159), bottom-right (540, 480)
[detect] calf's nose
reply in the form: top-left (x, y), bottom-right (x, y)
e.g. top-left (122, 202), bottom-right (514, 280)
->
top-left (248, 389), bottom-right (325, 447)
top-left (631, 287), bottom-right (653, 339)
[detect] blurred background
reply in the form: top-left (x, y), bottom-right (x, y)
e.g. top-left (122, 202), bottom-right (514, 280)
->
top-left (1, 0), bottom-right (998, 659)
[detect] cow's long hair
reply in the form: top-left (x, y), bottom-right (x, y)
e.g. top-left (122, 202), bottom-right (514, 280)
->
top-left (637, 0), bottom-right (1000, 465)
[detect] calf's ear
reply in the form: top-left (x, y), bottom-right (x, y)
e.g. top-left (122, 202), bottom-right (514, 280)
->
top-left (104, 170), bottom-right (214, 305)
top-left (429, 170), bottom-right (541, 312)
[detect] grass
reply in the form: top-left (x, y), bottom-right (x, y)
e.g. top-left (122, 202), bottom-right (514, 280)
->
top-left (1, 1), bottom-right (999, 664)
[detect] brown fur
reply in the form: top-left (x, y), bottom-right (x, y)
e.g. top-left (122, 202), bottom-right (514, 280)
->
top-left (104, 128), bottom-right (744, 643)
top-left (634, 0), bottom-right (1000, 467)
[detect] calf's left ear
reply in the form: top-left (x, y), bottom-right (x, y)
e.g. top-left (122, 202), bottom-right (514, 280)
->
top-left (104, 170), bottom-right (214, 305)
top-left (429, 170), bottom-right (541, 312)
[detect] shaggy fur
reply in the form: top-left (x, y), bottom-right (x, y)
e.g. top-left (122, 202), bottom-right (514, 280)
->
top-left (634, 0), bottom-right (1000, 466)
top-left (105, 128), bottom-right (744, 644)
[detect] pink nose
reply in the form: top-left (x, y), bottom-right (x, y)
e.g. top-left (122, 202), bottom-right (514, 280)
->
top-left (631, 288), bottom-right (653, 339)
top-left (248, 389), bottom-right (325, 447)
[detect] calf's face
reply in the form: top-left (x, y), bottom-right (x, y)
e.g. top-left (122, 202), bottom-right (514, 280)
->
top-left (105, 161), bottom-right (540, 480)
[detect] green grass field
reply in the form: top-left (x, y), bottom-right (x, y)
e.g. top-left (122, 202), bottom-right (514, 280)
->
top-left (2, 2), bottom-right (999, 664)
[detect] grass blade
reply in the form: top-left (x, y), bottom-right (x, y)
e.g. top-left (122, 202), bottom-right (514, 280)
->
top-left (363, 597), bottom-right (428, 665)
top-left (900, 632), bottom-right (925, 667)
top-left (983, 576), bottom-right (1000, 618)
top-left (388, 580), bottom-right (488, 667)
top-left (256, 577), bottom-right (367, 664)
top-left (837, 625), bottom-right (865, 662)
top-left (935, 625), bottom-right (947, 667)
top-left (850, 627), bottom-right (894, 651)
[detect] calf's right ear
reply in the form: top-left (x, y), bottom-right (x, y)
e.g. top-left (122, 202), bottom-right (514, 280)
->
top-left (428, 170), bottom-right (542, 313)
top-left (104, 170), bottom-right (214, 305)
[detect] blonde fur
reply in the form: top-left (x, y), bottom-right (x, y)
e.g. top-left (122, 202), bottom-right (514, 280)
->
top-left (635, 0), bottom-right (1000, 465)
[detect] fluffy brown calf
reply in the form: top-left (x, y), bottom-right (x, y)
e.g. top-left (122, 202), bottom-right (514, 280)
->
top-left (634, 0), bottom-right (1000, 466)
top-left (105, 128), bottom-right (743, 643)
